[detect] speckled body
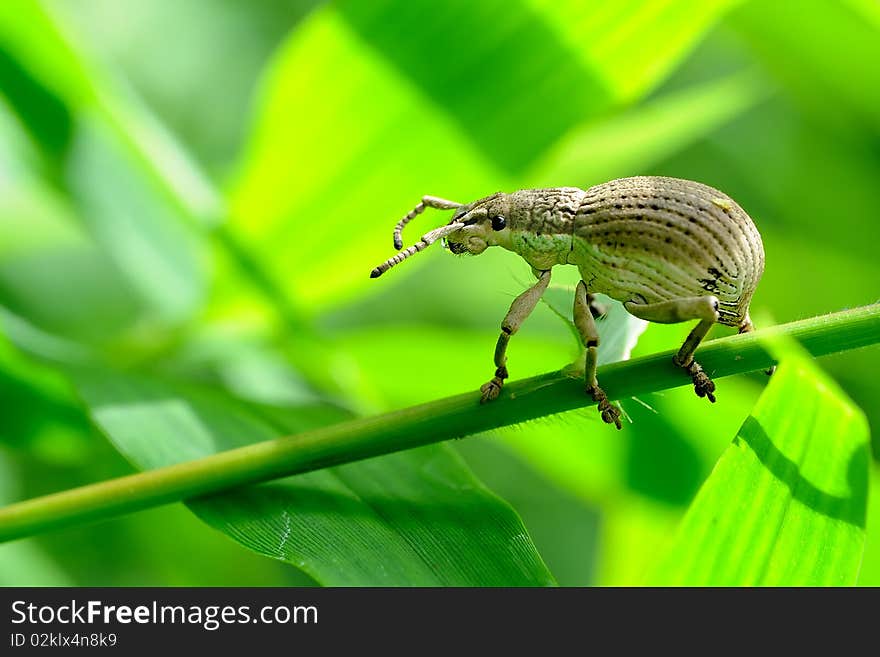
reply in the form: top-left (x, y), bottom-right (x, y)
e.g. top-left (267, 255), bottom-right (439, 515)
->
top-left (457, 177), bottom-right (764, 328)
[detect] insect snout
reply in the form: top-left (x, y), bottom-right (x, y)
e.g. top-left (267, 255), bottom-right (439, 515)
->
top-left (447, 240), bottom-right (469, 255)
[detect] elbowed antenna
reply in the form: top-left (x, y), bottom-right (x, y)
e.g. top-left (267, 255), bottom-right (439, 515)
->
top-left (371, 221), bottom-right (466, 278)
top-left (393, 196), bottom-right (463, 250)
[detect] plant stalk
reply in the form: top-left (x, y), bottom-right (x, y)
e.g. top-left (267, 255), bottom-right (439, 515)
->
top-left (0, 304), bottom-right (878, 543)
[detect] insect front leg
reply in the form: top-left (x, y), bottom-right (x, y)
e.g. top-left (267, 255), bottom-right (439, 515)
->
top-left (624, 296), bottom-right (720, 402)
top-left (574, 281), bottom-right (622, 429)
top-left (479, 269), bottom-right (551, 404)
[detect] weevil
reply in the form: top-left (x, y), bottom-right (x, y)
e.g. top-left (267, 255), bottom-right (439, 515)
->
top-left (370, 176), bottom-right (765, 429)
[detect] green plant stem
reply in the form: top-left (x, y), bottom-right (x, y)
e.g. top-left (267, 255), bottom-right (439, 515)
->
top-left (1, 304), bottom-right (878, 543)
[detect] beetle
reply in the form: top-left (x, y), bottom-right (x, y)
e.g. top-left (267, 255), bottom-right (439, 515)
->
top-left (370, 176), bottom-right (765, 429)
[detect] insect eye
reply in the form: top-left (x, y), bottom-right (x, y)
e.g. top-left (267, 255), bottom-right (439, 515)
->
top-left (491, 215), bottom-right (506, 231)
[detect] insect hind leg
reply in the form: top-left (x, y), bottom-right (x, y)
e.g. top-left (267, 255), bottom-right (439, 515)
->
top-left (624, 295), bottom-right (720, 403)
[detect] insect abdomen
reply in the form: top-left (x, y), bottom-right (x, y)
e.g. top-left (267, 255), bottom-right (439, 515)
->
top-left (569, 176), bottom-right (764, 326)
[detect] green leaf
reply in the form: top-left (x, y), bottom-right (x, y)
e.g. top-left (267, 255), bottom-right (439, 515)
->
top-left (230, 7), bottom-right (503, 311)
top-left (72, 369), bottom-right (554, 586)
top-left (527, 71), bottom-right (770, 186)
top-left (646, 357), bottom-right (870, 586)
top-left (49, 0), bottom-right (319, 172)
top-left (66, 116), bottom-right (206, 323)
top-left (0, 4), bottom-right (211, 332)
top-left (525, 0), bottom-right (743, 102)
top-left (334, 0), bottom-right (613, 173)
top-left (0, 172), bottom-right (142, 343)
top-left (731, 0), bottom-right (880, 132)
top-left (0, 0), bottom-right (220, 221)
top-left (453, 438), bottom-right (603, 586)
top-left (857, 469), bottom-right (880, 585)
top-left (0, 540), bottom-right (72, 586)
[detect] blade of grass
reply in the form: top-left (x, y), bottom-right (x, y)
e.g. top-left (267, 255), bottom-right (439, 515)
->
top-left (0, 304), bottom-right (877, 543)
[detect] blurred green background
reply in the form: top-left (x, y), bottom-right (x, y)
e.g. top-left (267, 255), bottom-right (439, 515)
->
top-left (0, 0), bottom-right (878, 586)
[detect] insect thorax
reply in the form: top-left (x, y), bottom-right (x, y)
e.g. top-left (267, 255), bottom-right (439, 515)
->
top-left (505, 188), bottom-right (583, 270)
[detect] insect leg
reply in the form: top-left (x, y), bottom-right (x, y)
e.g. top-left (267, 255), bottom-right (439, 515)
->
top-left (574, 281), bottom-right (621, 429)
top-left (479, 269), bottom-right (551, 404)
top-left (624, 295), bottom-right (719, 403)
